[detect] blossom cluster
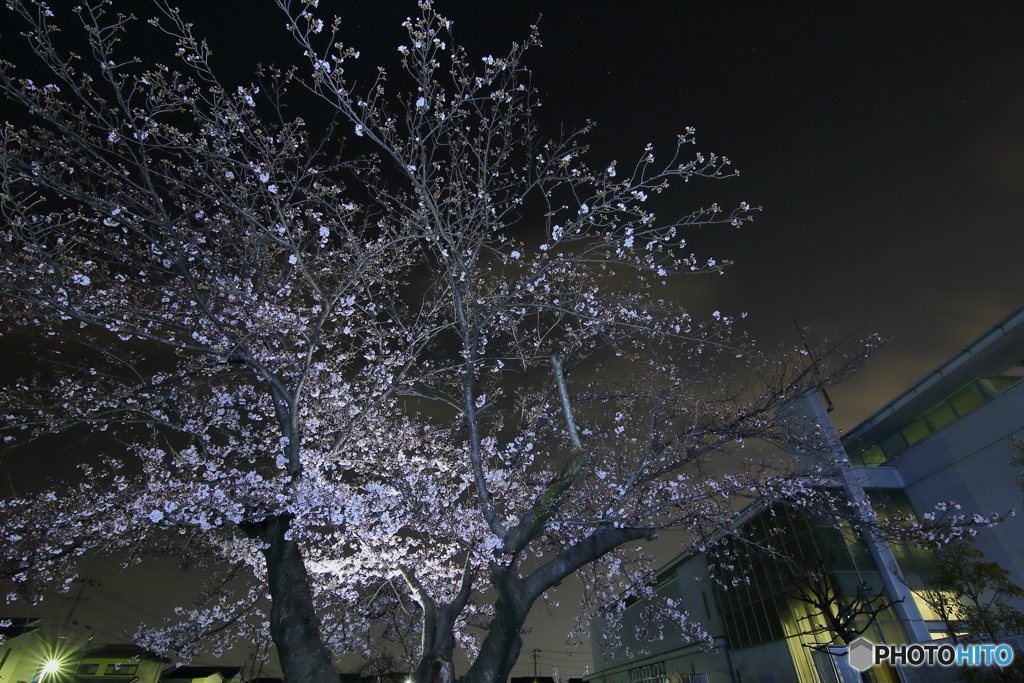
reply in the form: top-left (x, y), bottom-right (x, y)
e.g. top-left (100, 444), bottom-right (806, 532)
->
top-left (1, 1), bottom-right (885, 679)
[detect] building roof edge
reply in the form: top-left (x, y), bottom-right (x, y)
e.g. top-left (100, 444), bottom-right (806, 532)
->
top-left (845, 303), bottom-right (1024, 440)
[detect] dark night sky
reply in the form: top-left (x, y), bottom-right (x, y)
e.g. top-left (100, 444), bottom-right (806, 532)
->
top-left (436, 1), bottom-right (1024, 435)
top-left (163, 0), bottom-right (1024, 433)
top-left (98, 0), bottom-right (1023, 433)
top-left (3, 0), bottom-right (1024, 677)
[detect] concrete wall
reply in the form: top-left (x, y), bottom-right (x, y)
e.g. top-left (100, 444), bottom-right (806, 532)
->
top-left (673, 555), bottom-right (723, 641)
top-left (594, 556), bottom-right (713, 667)
top-left (587, 554), bottom-right (737, 683)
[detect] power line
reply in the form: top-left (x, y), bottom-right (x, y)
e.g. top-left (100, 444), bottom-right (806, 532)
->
top-left (90, 583), bottom-right (164, 622)
top-left (74, 599), bottom-right (144, 636)
top-left (67, 619), bottom-right (122, 643)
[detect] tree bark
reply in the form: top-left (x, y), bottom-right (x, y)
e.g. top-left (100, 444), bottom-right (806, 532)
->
top-left (407, 563), bottom-right (474, 683)
top-left (461, 526), bottom-right (654, 683)
top-left (248, 515), bottom-right (338, 683)
top-left (460, 567), bottom-right (527, 683)
top-left (410, 603), bottom-right (459, 683)
top-left (414, 646), bottom-right (457, 683)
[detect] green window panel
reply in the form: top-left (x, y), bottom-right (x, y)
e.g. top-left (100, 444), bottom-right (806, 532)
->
top-left (949, 383), bottom-right (984, 416)
top-left (901, 418), bottom-right (931, 446)
top-left (979, 376), bottom-right (1020, 397)
top-left (853, 445), bottom-right (886, 467)
top-left (924, 401), bottom-right (957, 431)
top-left (880, 431), bottom-right (908, 458)
top-left (844, 374), bottom-right (1021, 467)
top-left (104, 664), bottom-right (138, 676)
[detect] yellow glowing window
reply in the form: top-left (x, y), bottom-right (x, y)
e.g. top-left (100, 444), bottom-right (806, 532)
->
top-left (902, 419), bottom-right (931, 446)
top-left (949, 384), bottom-right (984, 416)
top-left (979, 376), bottom-right (1020, 397)
top-left (104, 664), bottom-right (138, 676)
top-left (924, 401), bottom-right (957, 431)
top-left (853, 445), bottom-right (886, 466)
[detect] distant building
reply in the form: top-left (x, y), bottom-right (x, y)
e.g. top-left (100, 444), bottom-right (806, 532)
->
top-left (0, 633), bottom-right (170, 683)
top-left (66, 644), bottom-right (169, 683)
top-left (586, 305), bottom-right (1024, 683)
top-left (0, 618), bottom-right (48, 683)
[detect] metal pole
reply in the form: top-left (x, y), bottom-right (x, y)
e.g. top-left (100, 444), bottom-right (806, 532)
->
top-left (804, 391), bottom-right (931, 645)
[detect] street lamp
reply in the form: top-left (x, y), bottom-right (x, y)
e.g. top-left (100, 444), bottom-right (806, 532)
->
top-left (40, 658), bottom-right (64, 678)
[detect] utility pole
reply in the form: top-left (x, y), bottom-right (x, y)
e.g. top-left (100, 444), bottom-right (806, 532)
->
top-left (531, 649), bottom-right (541, 680)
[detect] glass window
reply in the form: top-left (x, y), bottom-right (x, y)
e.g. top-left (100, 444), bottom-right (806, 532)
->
top-left (978, 376), bottom-right (1020, 397)
top-left (924, 401), bottom-right (957, 432)
top-left (104, 664), bottom-right (138, 676)
top-left (851, 445), bottom-right (886, 467)
top-left (845, 373), bottom-right (1023, 464)
top-left (901, 419), bottom-right (931, 446)
top-left (880, 431), bottom-right (908, 458)
top-left (76, 664), bottom-right (99, 675)
top-left (949, 383), bottom-right (984, 416)
top-left (710, 503), bottom-right (885, 651)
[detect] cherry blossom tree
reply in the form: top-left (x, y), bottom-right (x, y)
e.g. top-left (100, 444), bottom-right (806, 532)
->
top-left (275, 4), bottom-right (884, 683)
top-left (0, 1), bottom-right (446, 679)
top-left (1, 2), bottom-right (878, 683)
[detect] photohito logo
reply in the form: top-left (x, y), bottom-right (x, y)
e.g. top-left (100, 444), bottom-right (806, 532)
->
top-left (847, 637), bottom-right (1016, 671)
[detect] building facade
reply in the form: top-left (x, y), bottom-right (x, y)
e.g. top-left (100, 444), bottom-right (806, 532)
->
top-left (0, 632), bottom-right (169, 683)
top-left (587, 305), bottom-right (1024, 683)
top-left (0, 628), bottom-right (247, 683)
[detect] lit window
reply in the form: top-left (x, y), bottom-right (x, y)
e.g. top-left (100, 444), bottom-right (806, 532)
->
top-left (901, 419), bottom-right (930, 446)
top-left (845, 374), bottom-right (1022, 466)
top-left (979, 376), bottom-right (1018, 396)
top-left (104, 664), bottom-right (138, 676)
top-left (924, 402), bottom-right (956, 431)
top-left (949, 384), bottom-right (984, 415)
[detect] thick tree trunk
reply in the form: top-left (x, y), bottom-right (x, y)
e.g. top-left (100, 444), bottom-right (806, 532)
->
top-left (405, 581), bottom-right (503, 683)
top-left (248, 514), bottom-right (338, 683)
top-left (461, 526), bottom-right (654, 683)
top-left (407, 566), bottom-right (473, 683)
top-left (460, 569), bottom-right (527, 683)
top-left (414, 654), bottom-right (456, 683)
top-left (412, 622), bottom-right (457, 683)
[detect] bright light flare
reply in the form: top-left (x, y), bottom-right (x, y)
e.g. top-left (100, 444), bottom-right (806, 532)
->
top-left (41, 659), bottom-right (63, 676)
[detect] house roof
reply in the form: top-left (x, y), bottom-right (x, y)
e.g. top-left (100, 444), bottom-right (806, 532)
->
top-left (0, 617), bottom-right (41, 639)
top-left (82, 644), bottom-right (171, 663)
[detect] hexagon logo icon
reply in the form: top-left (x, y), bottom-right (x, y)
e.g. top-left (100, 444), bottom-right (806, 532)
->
top-left (848, 638), bottom-right (875, 672)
